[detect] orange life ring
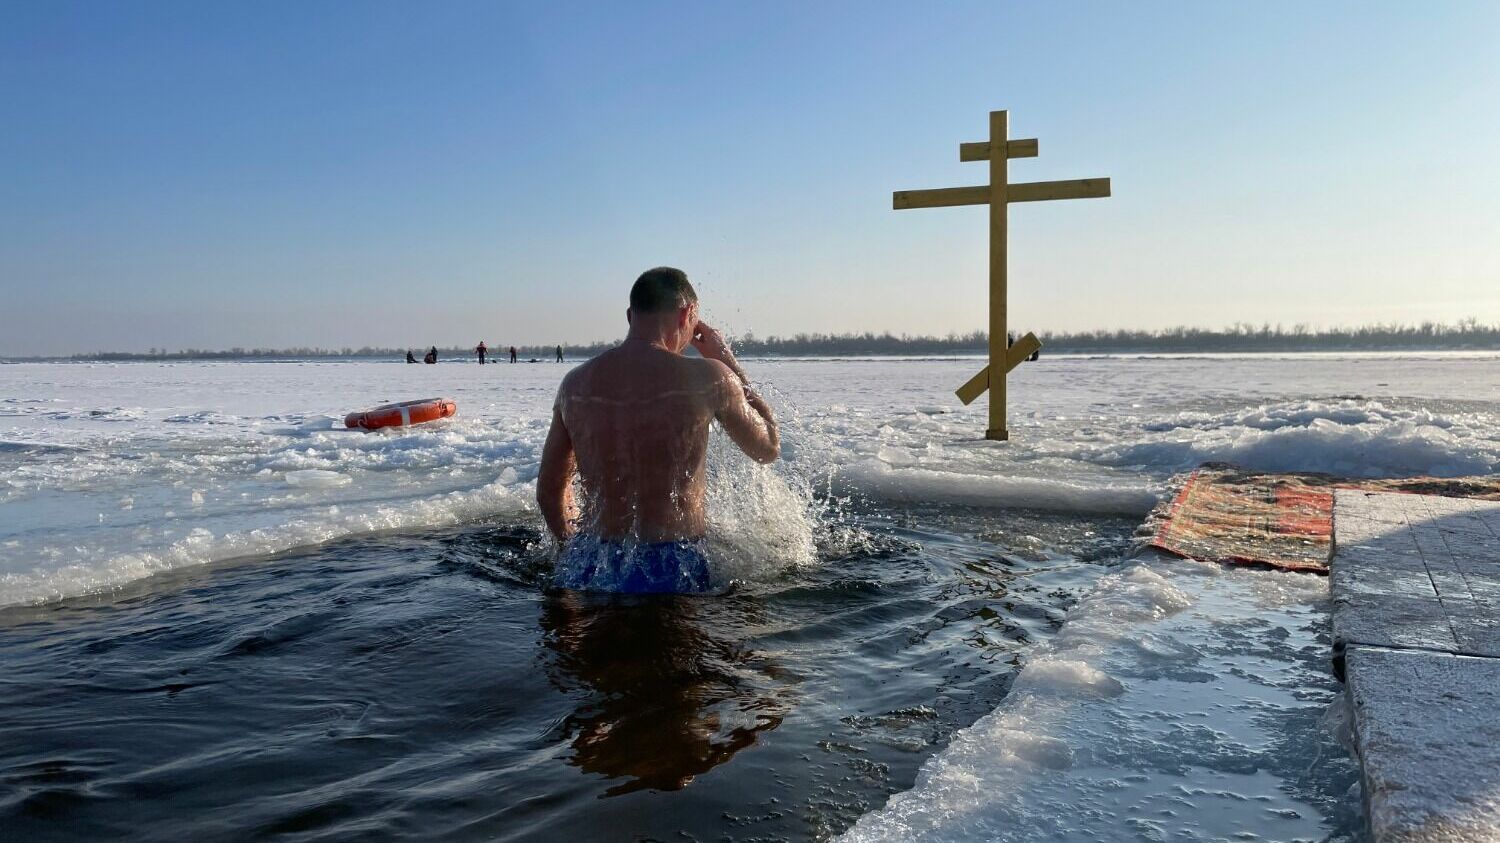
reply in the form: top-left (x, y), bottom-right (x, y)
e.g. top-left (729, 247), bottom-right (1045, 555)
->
top-left (345, 398), bottom-right (457, 431)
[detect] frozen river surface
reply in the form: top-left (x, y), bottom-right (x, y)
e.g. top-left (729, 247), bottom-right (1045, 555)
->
top-left (5, 354), bottom-right (1498, 607)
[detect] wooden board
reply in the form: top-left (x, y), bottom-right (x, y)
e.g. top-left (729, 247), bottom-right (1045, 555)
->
top-left (987, 110), bottom-right (1009, 440)
top-left (955, 332), bottom-right (1041, 405)
top-left (893, 185), bottom-right (988, 210)
top-left (1008, 178), bottom-right (1110, 203)
top-left (893, 177), bottom-right (1110, 210)
top-left (959, 138), bottom-right (1038, 162)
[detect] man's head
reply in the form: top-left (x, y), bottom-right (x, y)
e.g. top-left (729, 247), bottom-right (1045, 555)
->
top-left (627, 266), bottom-right (699, 351)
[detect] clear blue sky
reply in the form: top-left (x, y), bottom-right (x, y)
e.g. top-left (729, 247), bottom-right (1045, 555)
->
top-left (2, 1), bottom-right (1498, 355)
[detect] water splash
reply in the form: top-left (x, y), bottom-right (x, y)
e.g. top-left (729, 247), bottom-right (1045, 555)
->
top-left (704, 429), bottom-right (820, 583)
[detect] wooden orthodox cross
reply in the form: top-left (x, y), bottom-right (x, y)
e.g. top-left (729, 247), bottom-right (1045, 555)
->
top-left (893, 110), bottom-right (1109, 440)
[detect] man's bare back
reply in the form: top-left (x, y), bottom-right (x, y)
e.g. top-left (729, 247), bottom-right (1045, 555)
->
top-left (537, 268), bottom-right (778, 561)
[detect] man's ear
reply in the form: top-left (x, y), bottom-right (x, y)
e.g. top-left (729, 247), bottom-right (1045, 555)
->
top-left (626, 307), bottom-right (633, 324)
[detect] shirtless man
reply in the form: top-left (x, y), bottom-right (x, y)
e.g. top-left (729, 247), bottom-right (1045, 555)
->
top-left (536, 267), bottom-right (779, 593)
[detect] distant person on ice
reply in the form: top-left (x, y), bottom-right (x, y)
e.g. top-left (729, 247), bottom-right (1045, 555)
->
top-left (537, 266), bottom-right (779, 593)
top-left (476, 341), bottom-right (487, 364)
top-left (424, 347), bottom-right (438, 364)
top-left (406, 350), bottom-right (417, 364)
top-left (556, 345), bottom-right (564, 363)
top-left (509, 346), bottom-right (518, 364)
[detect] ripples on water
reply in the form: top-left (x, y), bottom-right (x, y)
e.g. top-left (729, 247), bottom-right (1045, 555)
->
top-left (0, 503), bottom-right (1131, 841)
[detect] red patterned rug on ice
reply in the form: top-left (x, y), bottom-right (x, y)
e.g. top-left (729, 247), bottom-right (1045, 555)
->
top-left (1146, 463), bottom-right (1500, 573)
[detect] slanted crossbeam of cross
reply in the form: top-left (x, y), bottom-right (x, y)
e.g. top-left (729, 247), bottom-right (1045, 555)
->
top-left (893, 110), bottom-right (1109, 441)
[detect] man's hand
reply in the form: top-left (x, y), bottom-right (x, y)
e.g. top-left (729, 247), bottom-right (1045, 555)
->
top-left (691, 321), bottom-right (737, 369)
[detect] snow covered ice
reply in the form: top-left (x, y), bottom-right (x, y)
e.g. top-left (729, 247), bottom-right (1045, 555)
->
top-left (3, 353), bottom-right (1500, 607)
top-left (837, 556), bottom-right (1363, 842)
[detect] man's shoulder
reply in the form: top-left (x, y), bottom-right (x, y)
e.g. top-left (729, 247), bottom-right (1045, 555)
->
top-left (567, 354), bottom-right (603, 374)
top-left (688, 357), bottom-right (742, 411)
top-left (687, 354), bottom-right (733, 377)
top-left (557, 354), bottom-right (602, 390)
top-left (684, 355), bottom-right (737, 388)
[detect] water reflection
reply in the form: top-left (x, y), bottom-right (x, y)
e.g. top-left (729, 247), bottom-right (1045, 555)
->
top-left (540, 592), bottom-right (791, 796)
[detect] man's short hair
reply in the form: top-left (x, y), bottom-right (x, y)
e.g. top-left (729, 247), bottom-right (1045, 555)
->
top-left (630, 267), bottom-right (697, 313)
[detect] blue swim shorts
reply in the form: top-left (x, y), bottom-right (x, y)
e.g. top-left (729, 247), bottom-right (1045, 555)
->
top-left (552, 535), bottom-right (714, 594)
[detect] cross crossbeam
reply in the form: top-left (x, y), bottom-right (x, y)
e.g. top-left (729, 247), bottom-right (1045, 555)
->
top-left (893, 178), bottom-right (1110, 210)
top-left (959, 138), bottom-right (1038, 161)
top-left (893, 109), bottom-right (1109, 440)
top-left (954, 332), bottom-right (1041, 406)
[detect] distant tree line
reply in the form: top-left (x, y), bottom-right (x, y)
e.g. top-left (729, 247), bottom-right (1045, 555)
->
top-left (1035, 318), bottom-right (1500, 353)
top-left (34, 319), bottom-right (1500, 361)
top-left (716, 320), bottom-right (1500, 355)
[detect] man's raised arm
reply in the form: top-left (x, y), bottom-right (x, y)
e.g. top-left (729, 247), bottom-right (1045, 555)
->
top-left (536, 404), bottom-right (578, 540)
top-left (693, 322), bottom-right (779, 464)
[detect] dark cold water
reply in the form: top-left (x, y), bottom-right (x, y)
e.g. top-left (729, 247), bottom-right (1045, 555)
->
top-left (1, 502), bottom-right (1134, 841)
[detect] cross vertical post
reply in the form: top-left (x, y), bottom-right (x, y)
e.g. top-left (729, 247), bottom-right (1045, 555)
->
top-left (892, 108), bottom-right (1109, 441)
top-left (988, 110), bottom-right (1009, 440)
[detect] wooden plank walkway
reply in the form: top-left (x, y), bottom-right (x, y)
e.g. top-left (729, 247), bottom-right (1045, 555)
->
top-left (1331, 490), bottom-right (1500, 842)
